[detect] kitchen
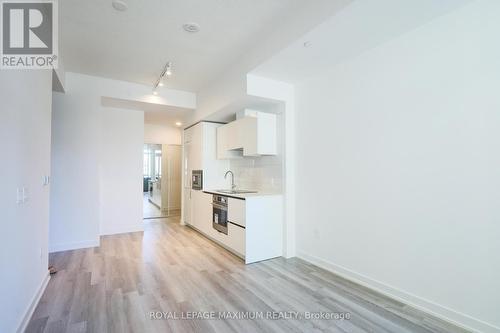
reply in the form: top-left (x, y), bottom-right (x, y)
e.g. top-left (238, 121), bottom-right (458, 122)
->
top-left (182, 109), bottom-right (284, 264)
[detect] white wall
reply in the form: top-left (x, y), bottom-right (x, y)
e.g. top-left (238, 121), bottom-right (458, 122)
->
top-left (0, 70), bottom-right (52, 332)
top-left (246, 75), bottom-right (297, 258)
top-left (144, 123), bottom-right (181, 145)
top-left (50, 73), bottom-right (150, 251)
top-left (50, 84), bottom-right (101, 251)
top-left (100, 108), bottom-right (144, 235)
top-left (295, 2), bottom-right (500, 332)
top-left (193, 0), bottom-right (351, 122)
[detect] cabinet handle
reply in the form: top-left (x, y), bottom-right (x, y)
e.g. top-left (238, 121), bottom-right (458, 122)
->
top-left (229, 221), bottom-right (245, 229)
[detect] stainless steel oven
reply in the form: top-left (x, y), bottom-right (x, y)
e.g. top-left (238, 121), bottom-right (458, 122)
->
top-left (192, 170), bottom-right (203, 190)
top-left (212, 195), bottom-right (228, 234)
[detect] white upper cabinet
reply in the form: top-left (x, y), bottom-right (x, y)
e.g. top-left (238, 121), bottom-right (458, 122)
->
top-left (217, 120), bottom-right (244, 159)
top-left (217, 110), bottom-right (277, 159)
top-left (189, 123), bottom-right (203, 171)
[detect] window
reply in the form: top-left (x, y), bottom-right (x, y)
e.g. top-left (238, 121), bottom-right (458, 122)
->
top-left (155, 150), bottom-right (162, 177)
top-left (143, 144), bottom-right (162, 178)
top-left (143, 149), bottom-right (151, 177)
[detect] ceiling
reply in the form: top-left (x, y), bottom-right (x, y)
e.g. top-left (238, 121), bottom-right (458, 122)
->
top-left (60, 0), bottom-right (310, 92)
top-left (101, 97), bottom-right (192, 126)
top-left (253, 0), bottom-right (472, 84)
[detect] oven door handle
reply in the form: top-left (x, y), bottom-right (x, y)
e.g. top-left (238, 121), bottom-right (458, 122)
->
top-left (212, 203), bottom-right (227, 210)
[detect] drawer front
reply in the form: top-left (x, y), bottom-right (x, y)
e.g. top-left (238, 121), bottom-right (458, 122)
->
top-left (227, 222), bottom-right (245, 256)
top-left (228, 198), bottom-right (245, 227)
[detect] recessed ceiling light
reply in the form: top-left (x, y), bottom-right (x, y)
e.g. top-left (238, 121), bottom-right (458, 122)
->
top-left (152, 90), bottom-right (158, 96)
top-left (112, 0), bottom-right (128, 12)
top-left (183, 23), bottom-right (200, 33)
top-left (175, 122), bottom-right (182, 127)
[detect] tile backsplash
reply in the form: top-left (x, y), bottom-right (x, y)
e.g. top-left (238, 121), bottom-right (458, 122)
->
top-left (229, 156), bottom-right (283, 192)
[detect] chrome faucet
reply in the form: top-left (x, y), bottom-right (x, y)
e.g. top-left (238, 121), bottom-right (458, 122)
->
top-left (224, 170), bottom-right (236, 190)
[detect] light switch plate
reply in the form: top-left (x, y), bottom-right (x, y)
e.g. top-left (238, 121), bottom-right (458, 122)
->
top-left (22, 187), bottom-right (28, 203)
top-left (16, 188), bottom-right (23, 204)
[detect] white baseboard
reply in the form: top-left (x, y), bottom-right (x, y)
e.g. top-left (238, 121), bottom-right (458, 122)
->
top-left (16, 272), bottom-right (50, 333)
top-left (49, 239), bottom-right (100, 253)
top-left (297, 252), bottom-right (499, 333)
top-left (100, 224), bottom-right (144, 236)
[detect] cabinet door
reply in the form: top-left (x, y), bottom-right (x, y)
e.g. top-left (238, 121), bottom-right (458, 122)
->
top-left (191, 190), bottom-right (201, 228)
top-left (216, 122), bottom-right (244, 159)
top-left (227, 223), bottom-right (245, 256)
top-left (237, 116), bottom-right (257, 155)
top-left (190, 123), bottom-right (203, 170)
top-left (191, 190), bottom-right (212, 233)
top-left (215, 113), bottom-right (277, 158)
top-left (228, 198), bottom-right (245, 227)
top-left (199, 192), bottom-right (213, 234)
top-left (216, 125), bottom-right (228, 159)
top-left (184, 189), bottom-right (191, 225)
top-left (225, 121), bottom-right (240, 150)
top-left (256, 112), bottom-right (277, 155)
top-left (183, 143), bottom-right (192, 189)
top-left (190, 190), bottom-right (199, 228)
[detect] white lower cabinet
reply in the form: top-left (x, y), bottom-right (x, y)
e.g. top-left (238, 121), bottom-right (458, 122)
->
top-left (190, 190), bottom-right (212, 234)
top-left (227, 222), bottom-right (245, 256)
top-left (190, 192), bottom-right (283, 264)
top-left (228, 198), bottom-right (245, 227)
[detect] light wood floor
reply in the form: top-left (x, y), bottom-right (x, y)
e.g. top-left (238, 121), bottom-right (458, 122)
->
top-left (27, 217), bottom-right (468, 333)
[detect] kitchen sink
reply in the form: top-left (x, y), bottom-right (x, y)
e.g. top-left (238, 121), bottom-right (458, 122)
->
top-left (216, 189), bottom-right (258, 194)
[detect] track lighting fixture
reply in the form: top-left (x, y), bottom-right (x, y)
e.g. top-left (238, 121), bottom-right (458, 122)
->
top-left (152, 61), bottom-right (172, 94)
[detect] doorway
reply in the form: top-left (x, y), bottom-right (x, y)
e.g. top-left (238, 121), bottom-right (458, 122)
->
top-left (143, 143), bottom-right (182, 219)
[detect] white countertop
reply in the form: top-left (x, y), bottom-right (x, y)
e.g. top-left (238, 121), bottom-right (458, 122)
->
top-left (203, 189), bottom-right (282, 199)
